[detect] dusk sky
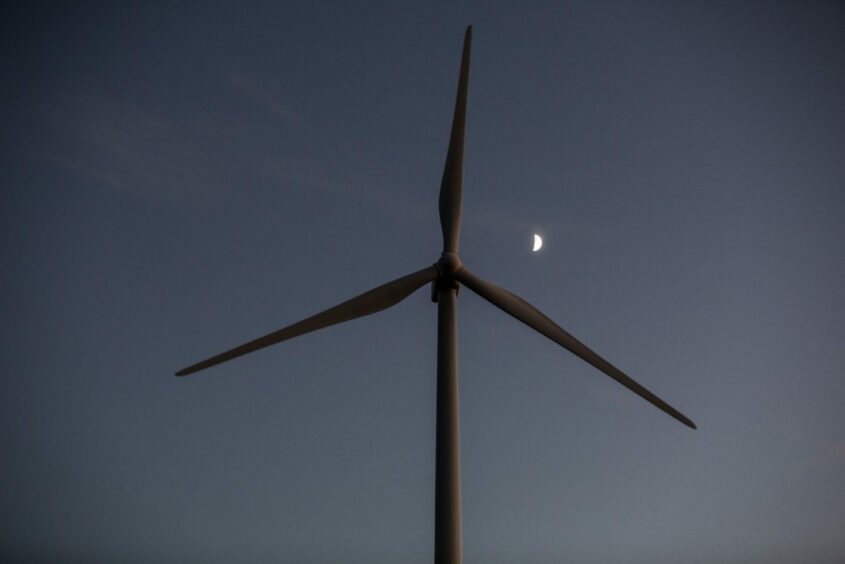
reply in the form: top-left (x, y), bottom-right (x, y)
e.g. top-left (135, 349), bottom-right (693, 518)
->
top-left (2, 2), bottom-right (844, 562)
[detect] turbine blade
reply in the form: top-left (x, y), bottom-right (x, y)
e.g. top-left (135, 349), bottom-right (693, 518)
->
top-left (455, 268), bottom-right (696, 429)
top-left (439, 25), bottom-right (472, 254)
top-left (176, 265), bottom-right (439, 376)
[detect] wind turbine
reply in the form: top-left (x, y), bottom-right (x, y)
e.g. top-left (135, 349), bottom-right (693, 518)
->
top-left (176, 26), bottom-right (695, 564)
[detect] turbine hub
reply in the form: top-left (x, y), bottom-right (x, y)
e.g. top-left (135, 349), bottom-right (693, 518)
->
top-left (437, 252), bottom-right (463, 277)
top-left (432, 252), bottom-right (462, 302)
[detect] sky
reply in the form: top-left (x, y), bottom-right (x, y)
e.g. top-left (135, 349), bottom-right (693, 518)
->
top-left (2, 1), bottom-right (844, 562)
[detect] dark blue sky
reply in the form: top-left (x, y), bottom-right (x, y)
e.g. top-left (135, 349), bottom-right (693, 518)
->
top-left (2, 2), bottom-right (844, 562)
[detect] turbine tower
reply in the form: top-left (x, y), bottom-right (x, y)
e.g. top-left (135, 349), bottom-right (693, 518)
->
top-left (176, 26), bottom-right (695, 564)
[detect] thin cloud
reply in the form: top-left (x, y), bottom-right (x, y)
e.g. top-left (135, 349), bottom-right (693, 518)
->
top-left (826, 439), bottom-right (845, 463)
top-left (794, 438), bottom-right (845, 473)
top-left (27, 92), bottom-right (313, 206)
top-left (227, 73), bottom-right (307, 125)
top-left (32, 94), bottom-right (233, 204)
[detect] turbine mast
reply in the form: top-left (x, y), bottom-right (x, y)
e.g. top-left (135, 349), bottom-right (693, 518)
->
top-left (434, 283), bottom-right (461, 564)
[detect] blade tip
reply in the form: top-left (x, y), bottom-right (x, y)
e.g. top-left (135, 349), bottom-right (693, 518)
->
top-left (677, 414), bottom-right (697, 430)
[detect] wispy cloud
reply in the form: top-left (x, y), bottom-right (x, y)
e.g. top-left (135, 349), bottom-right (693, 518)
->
top-left (227, 73), bottom-right (306, 125)
top-left (31, 94), bottom-right (234, 203)
top-left (825, 439), bottom-right (845, 463)
top-left (23, 84), bottom-right (527, 234)
top-left (26, 91), bottom-right (317, 205)
top-left (794, 438), bottom-right (845, 473)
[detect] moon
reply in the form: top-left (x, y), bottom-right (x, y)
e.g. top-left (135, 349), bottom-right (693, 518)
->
top-left (532, 234), bottom-right (543, 252)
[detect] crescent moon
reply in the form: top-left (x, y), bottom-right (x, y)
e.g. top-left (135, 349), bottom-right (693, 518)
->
top-left (532, 234), bottom-right (543, 252)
